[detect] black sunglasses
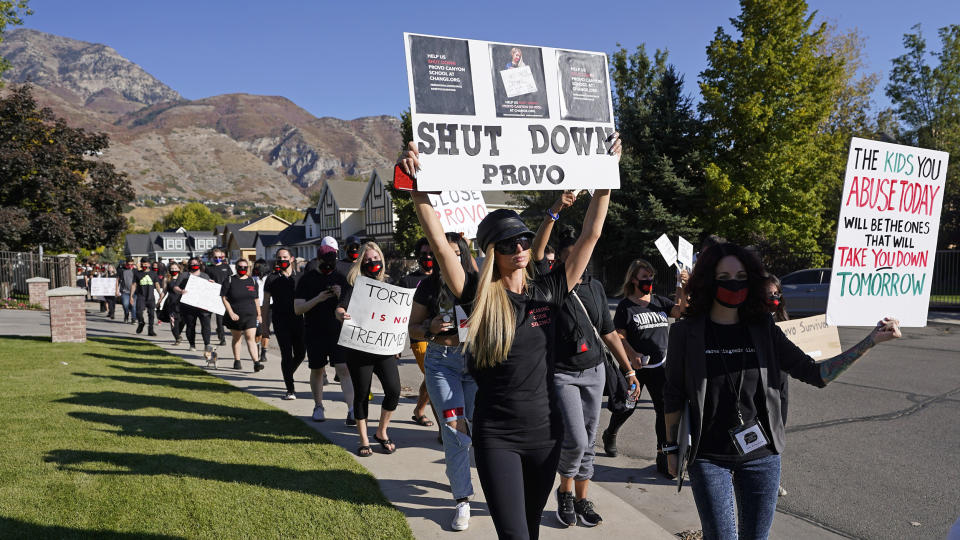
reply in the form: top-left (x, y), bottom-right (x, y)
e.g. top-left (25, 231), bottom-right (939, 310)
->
top-left (494, 235), bottom-right (532, 255)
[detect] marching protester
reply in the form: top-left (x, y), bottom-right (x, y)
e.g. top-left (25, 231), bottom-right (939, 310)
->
top-left (101, 264), bottom-right (119, 319)
top-left (663, 242), bottom-right (901, 539)
top-left (158, 262), bottom-right (184, 345)
top-left (207, 248), bottom-right (233, 346)
top-left (263, 248), bottom-right (306, 401)
top-left (118, 258), bottom-right (136, 324)
top-left (294, 237), bottom-right (355, 423)
top-left (399, 237), bottom-right (440, 432)
top-left (407, 232), bottom-right (479, 531)
top-left (530, 193), bottom-right (641, 528)
top-left (402, 132), bottom-right (621, 540)
top-left (253, 258), bottom-right (271, 363)
top-left (601, 258), bottom-right (687, 479)
top-left (335, 241), bottom-right (402, 456)
top-left (763, 273), bottom-right (790, 498)
top-left (176, 258), bottom-right (216, 364)
top-left (131, 259), bottom-right (161, 336)
top-left (221, 258), bottom-right (263, 373)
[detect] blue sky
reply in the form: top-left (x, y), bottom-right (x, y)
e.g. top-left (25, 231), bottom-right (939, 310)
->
top-left (20, 0), bottom-right (959, 120)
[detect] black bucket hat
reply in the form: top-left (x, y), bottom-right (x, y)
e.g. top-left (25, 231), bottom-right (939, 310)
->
top-left (476, 209), bottom-right (534, 253)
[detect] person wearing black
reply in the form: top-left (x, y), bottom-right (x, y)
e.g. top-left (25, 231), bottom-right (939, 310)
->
top-left (531, 194), bottom-right (640, 528)
top-left (663, 243), bottom-right (901, 539)
top-left (207, 248), bottom-right (233, 346)
top-left (253, 259), bottom-right (272, 363)
top-left (102, 264), bottom-right (119, 319)
top-left (118, 259), bottom-right (136, 324)
top-left (399, 237), bottom-right (440, 431)
top-left (158, 262), bottom-right (185, 345)
top-left (263, 248), bottom-right (306, 400)
top-left (334, 241), bottom-right (402, 457)
top-left (176, 258), bottom-right (216, 363)
top-left (402, 132), bottom-right (620, 540)
top-left (294, 238), bottom-right (355, 424)
top-left (221, 259), bottom-right (263, 373)
top-left (601, 258), bottom-right (687, 479)
top-left (131, 260), bottom-right (161, 336)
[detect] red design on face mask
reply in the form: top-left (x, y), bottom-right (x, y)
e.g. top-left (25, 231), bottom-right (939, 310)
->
top-left (716, 285), bottom-right (748, 306)
top-left (424, 260), bottom-right (434, 268)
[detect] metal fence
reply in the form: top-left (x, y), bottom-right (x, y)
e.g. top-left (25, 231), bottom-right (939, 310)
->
top-left (0, 251), bottom-right (76, 299)
top-left (931, 250), bottom-right (960, 308)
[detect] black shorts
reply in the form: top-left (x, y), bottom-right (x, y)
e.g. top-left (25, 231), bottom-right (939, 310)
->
top-left (225, 312), bottom-right (258, 331)
top-left (305, 331), bottom-right (345, 369)
top-left (256, 317), bottom-right (271, 338)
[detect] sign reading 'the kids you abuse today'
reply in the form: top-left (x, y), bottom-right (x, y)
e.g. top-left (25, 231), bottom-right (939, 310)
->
top-left (827, 137), bottom-right (949, 327)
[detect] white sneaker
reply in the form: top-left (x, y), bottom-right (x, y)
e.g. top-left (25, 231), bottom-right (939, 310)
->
top-left (450, 501), bottom-right (470, 531)
top-left (311, 404), bottom-right (325, 422)
top-left (282, 392), bottom-right (296, 401)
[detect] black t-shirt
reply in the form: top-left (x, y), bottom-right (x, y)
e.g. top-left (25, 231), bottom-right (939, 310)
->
top-left (413, 272), bottom-right (464, 338)
top-left (535, 258), bottom-right (557, 275)
top-left (336, 258), bottom-right (354, 280)
top-left (164, 276), bottom-right (183, 305)
top-left (460, 269), bottom-right (568, 449)
top-left (220, 276), bottom-right (259, 315)
top-left (398, 270), bottom-right (430, 290)
top-left (133, 270), bottom-right (160, 297)
top-left (264, 270), bottom-right (302, 320)
top-left (698, 320), bottom-right (775, 462)
top-left (207, 263), bottom-right (234, 285)
top-left (294, 268), bottom-right (349, 337)
top-left (555, 276), bottom-right (614, 372)
top-left (614, 295), bottom-right (675, 369)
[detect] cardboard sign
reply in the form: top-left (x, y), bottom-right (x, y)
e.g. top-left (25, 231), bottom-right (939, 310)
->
top-left (776, 315), bottom-right (843, 360)
top-left (403, 32), bottom-right (619, 192)
top-left (654, 234), bottom-right (678, 268)
top-left (677, 236), bottom-right (693, 270)
top-left (180, 275), bottom-right (225, 316)
top-left (427, 190), bottom-right (489, 239)
top-left (337, 277), bottom-right (415, 355)
top-left (90, 277), bottom-right (117, 297)
top-left (827, 137), bottom-right (949, 327)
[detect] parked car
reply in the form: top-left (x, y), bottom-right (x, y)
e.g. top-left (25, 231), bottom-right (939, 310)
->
top-left (780, 268), bottom-right (831, 316)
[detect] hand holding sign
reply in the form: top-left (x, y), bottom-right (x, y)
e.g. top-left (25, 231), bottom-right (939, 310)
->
top-left (337, 277), bottom-right (415, 355)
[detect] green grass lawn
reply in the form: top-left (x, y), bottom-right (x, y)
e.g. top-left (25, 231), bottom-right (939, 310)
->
top-left (0, 336), bottom-right (413, 539)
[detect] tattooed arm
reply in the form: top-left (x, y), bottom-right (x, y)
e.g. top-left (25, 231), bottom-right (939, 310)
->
top-left (819, 318), bottom-right (902, 384)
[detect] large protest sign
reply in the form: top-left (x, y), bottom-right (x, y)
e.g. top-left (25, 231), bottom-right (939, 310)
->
top-left (776, 315), bottom-right (843, 360)
top-left (826, 138), bottom-right (949, 327)
top-left (180, 275), bottom-right (225, 316)
top-left (427, 190), bottom-right (488, 239)
top-left (90, 277), bottom-right (117, 298)
top-left (338, 277), bottom-right (415, 355)
top-left (403, 33), bottom-right (620, 192)
top-left (654, 234), bottom-right (678, 268)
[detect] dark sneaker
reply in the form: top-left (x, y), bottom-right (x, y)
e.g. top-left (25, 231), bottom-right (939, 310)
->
top-left (233, 360), bottom-right (242, 370)
top-left (574, 498), bottom-right (602, 527)
top-left (136, 322), bottom-right (145, 334)
top-left (555, 489), bottom-right (576, 527)
top-left (219, 339), bottom-right (227, 347)
top-left (602, 429), bottom-right (617, 457)
top-left (656, 452), bottom-right (676, 479)
top-left (345, 409), bottom-right (357, 426)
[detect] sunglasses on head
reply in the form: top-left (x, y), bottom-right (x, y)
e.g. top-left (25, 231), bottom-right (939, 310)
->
top-left (494, 235), bottom-right (531, 255)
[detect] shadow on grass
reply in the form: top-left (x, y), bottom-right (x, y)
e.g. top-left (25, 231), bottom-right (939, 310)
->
top-left (0, 335), bottom-right (50, 344)
top-left (0, 517), bottom-right (183, 539)
top-left (44, 450), bottom-right (392, 506)
top-left (89, 336), bottom-right (153, 347)
top-left (73, 372), bottom-right (234, 393)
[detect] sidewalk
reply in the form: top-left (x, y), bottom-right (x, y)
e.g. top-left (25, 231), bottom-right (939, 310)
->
top-left (57, 307), bottom-right (675, 540)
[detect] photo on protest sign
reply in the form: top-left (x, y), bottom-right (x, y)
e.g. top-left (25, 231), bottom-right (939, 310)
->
top-left (776, 315), bottom-right (842, 360)
top-left (489, 44), bottom-right (548, 118)
top-left (179, 275), bottom-right (225, 316)
top-left (403, 32), bottom-right (619, 192)
top-left (337, 277), bottom-right (415, 355)
top-left (826, 137), bottom-right (949, 327)
top-left (556, 50), bottom-right (611, 122)
top-left (90, 277), bottom-right (117, 297)
top-left (409, 35), bottom-right (475, 115)
top-left (427, 190), bottom-right (488, 239)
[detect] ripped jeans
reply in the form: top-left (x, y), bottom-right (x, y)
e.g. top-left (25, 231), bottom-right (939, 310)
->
top-left (424, 342), bottom-right (477, 501)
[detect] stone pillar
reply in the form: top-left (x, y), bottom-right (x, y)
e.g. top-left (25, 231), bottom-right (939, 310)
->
top-left (46, 287), bottom-right (88, 343)
top-left (27, 277), bottom-right (51, 309)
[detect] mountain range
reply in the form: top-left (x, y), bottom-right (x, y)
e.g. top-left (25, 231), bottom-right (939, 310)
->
top-left (0, 28), bottom-right (403, 208)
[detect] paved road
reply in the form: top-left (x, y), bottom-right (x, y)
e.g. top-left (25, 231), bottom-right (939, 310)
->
top-left (590, 321), bottom-right (960, 539)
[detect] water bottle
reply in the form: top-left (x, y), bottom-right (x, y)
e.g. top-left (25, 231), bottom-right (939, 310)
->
top-left (624, 383), bottom-right (637, 409)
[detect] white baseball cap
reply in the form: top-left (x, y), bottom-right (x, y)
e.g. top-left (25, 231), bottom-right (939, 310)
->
top-left (319, 236), bottom-right (338, 255)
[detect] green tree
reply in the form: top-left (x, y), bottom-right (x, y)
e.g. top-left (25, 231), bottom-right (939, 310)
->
top-left (0, 86), bottom-right (135, 252)
top-left (152, 202), bottom-right (225, 232)
top-left (389, 108), bottom-right (424, 256)
top-left (698, 0), bottom-right (847, 259)
top-left (273, 207), bottom-right (305, 224)
top-left (885, 24), bottom-right (960, 248)
top-left (0, 1), bottom-right (30, 79)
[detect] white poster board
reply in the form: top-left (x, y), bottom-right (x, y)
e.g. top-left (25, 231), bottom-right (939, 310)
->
top-left (654, 234), bottom-right (678, 268)
top-left (427, 190), bottom-right (489, 239)
top-left (826, 138), bottom-right (949, 327)
top-left (337, 277), bottom-right (415, 355)
top-left (404, 32), bottom-right (620, 191)
top-left (677, 236), bottom-right (693, 270)
top-left (179, 275), bottom-right (225, 316)
top-left (90, 277), bottom-right (117, 297)
top-left (776, 315), bottom-right (843, 360)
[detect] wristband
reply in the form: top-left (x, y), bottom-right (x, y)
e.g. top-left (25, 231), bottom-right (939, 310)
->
top-left (546, 209), bottom-right (559, 221)
top-left (623, 369), bottom-right (636, 377)
top-left (662, 445), bottom-right (679, 455)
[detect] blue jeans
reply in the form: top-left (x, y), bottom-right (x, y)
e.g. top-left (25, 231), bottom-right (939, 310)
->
top-left (424, 342), bottom-right (477, 500)
top-left (687, 453), bottom-right (781, 540)
top-left (120, 292), bottom-right (132, 319)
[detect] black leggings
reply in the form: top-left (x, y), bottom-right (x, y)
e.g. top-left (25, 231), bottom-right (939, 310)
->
top-left (346, 351), bottom-right (400, 420)
top-left (135, 294), bottom-right (155, 326)
top-left (273, 315), bottom-right (306, 393)
top-left (169, 309), bottom-right (182, 340)
top-left (474, 443), bottom-right (562, 540)
top-left (181, 306), bottom-right (211, 348)
top-left (607, 364), bottom-right (666, 448)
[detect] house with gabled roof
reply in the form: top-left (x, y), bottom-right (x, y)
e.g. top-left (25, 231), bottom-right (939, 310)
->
top-left (305, 179), bottom-right (367, 242)
top-left (360, 168), bottom-right (396, 250)
top-left (219, 214), bottom-right (292, 262)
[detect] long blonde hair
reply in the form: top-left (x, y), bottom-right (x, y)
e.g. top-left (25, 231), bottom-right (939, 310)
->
top-left (620, 258), bottom-right (656, 297)
top-left (465, 246), bottom-right (534, 369)
top-left (346, 241), bottom-right (386, 285)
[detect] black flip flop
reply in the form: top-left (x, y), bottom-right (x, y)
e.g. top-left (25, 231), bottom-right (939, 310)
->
top-left (373, 434), bottom-right (396, 454)
top-left (357, 445), bottom-right (372, 457)
top-left (411, 414), bottom-right (435, 427)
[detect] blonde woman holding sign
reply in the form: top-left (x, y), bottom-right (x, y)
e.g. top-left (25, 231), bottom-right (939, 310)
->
top-left (401, 132), bottom-right (621, 540)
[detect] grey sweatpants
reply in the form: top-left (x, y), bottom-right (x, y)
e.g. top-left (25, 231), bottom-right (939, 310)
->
top-left (553, 362), bottom-right (605, 481)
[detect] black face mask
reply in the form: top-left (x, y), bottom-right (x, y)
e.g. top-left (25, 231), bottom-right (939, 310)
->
top-left (362, 260), bottom-right (382, 276)
top-left (418, 253), bottom-right (435, 271)
top-left (347, 247), bottom-right (361, 261)
top-left (189, 265), bottom-right (201, 272)
top-left (237, 267), bottom-right (249, 276)
top-left (318, 254), bottom-right (337, 275)
top-left (715, 279), bottom-right (749, 308)
top-left (278, 260), bottom-right (291, 270)
top-left (634, 278), bottom-right (654, 295)
top-left (170, 271), bottom-right (180, 277)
